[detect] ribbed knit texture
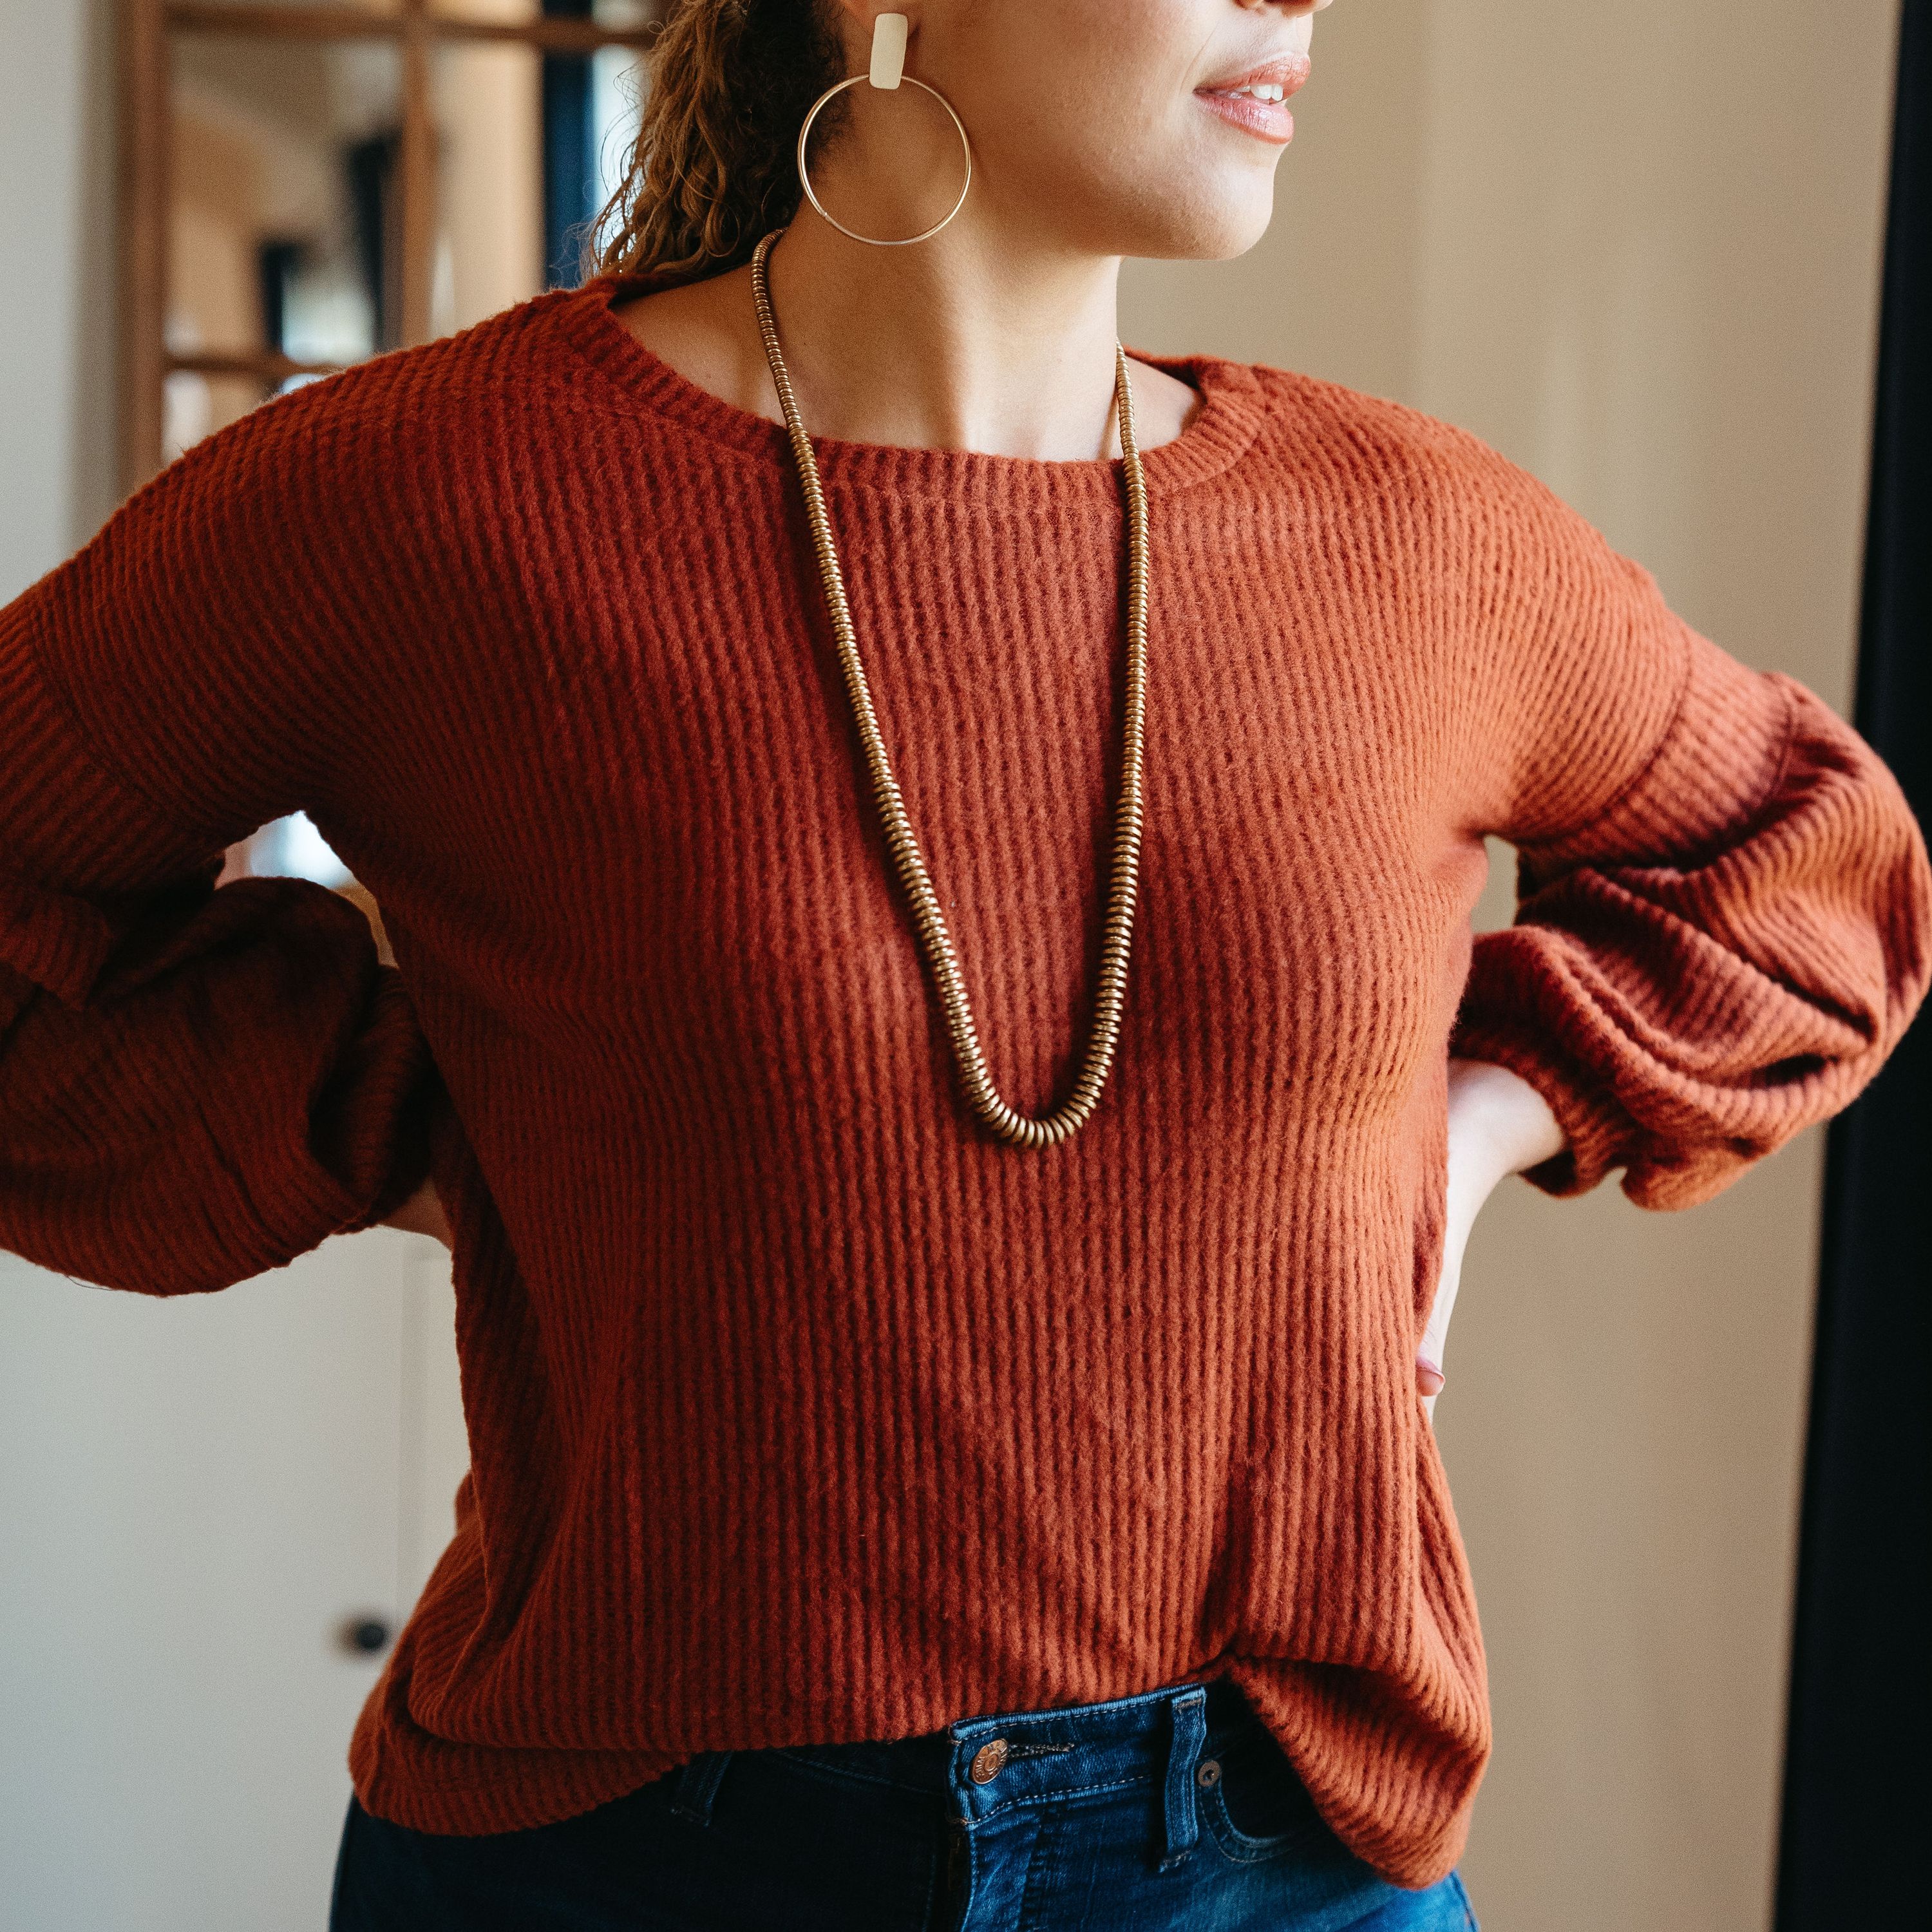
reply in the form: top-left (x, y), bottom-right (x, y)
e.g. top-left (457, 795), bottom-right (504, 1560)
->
top-left (3, 278), bottom-right (1927, 1889)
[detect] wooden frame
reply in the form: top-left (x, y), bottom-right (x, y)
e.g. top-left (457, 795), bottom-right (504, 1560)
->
top-left (118, 0), bottom-right (656, 495)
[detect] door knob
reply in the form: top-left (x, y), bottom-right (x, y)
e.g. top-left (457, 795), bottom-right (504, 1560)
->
top-left (337, 1613), bottom-right (392, 1656)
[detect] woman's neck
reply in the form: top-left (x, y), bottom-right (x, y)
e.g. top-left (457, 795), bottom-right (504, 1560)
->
top-left (609, 207), bottom-right (1200, 461)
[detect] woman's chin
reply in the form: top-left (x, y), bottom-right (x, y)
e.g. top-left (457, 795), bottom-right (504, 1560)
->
top-left (1200, 198), bottom-right (1278, 262)
top-left (1124, 189), bottom-right (1278, 266)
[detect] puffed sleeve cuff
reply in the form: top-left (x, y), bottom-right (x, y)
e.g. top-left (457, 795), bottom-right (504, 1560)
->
top-left (1, 616), bottom-right (443, 1294)
top-left (1450, 629), bottom-right (1932, 1212)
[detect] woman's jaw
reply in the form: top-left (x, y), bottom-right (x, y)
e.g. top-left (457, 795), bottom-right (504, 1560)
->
top-left (817, 0), bottom-right (1326, 266)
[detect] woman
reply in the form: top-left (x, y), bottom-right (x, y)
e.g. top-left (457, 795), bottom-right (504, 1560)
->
top-left (2, 0), bottom-right (1926, 1926)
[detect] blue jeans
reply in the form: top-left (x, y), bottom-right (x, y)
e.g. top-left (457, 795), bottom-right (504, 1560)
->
top-left (330, 1674), bottom-right (1479, 1930)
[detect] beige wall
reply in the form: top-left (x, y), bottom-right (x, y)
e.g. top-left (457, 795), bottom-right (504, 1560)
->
top-left (1124, 6), bottom-right (1896, 1929)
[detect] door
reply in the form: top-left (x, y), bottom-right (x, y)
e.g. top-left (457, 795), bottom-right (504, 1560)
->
top-left (0, 1227), bottom-right (468, 1932)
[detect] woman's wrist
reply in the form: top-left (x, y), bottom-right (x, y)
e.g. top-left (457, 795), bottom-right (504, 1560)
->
top-left (377, 1175), bottom-right (453, 1249)
top-left (1446, 1056), bottom-right (1567, 1192)
top-left (1417, 1060), bottom-right (1569, 1417)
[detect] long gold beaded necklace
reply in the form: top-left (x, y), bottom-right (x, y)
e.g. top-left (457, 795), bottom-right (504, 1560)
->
top-left (749, 229), bottom-right (1149, 1148)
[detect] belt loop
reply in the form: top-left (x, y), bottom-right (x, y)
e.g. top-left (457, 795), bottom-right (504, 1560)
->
top-left (670, 1748), bottom-right (734, 1826)
top-left (1158, 1686), bottom-right (1208, 1870)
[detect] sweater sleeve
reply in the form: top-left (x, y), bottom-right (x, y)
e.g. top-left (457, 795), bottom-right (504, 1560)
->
top-left (1446, 451), bottom-right (1932, 1211)
top-left (0, 407), bottom-right (439, 1296)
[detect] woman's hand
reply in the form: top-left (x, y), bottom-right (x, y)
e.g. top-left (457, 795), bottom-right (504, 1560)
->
top-left (1417, 1059), bottom-right (1567, 1420)
top-left (377, 1175), bottom-right (453, 1250)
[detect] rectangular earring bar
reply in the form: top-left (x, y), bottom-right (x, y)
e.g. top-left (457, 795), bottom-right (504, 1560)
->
top-left (870, 12), bottom-right (909, 90)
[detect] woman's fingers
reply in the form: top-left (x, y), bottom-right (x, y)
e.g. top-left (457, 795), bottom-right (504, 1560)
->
top-left (1416, 1355), bottom-right (1445, 1399)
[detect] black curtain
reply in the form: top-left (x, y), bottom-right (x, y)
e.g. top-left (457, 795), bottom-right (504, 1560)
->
top-left (1776, 6), bottom-right (1932, 1924)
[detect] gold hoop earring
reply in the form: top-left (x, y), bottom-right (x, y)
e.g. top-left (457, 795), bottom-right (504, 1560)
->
top-left (795, 14), bottom-right (973, 248)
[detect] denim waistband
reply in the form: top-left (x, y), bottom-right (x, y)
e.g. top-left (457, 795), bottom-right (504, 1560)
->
top-left (746, 1672), bottom-right (1258, 1872)
top-left (770, 1674), bottom-right (1253, 1795)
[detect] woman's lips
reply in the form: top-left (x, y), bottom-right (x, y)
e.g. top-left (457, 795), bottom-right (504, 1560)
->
top-left (1195, 53), bottom-right (1313, 147)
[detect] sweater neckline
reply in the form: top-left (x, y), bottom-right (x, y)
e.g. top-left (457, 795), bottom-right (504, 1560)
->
top-left (552, 270), bottom-right (1265, 504)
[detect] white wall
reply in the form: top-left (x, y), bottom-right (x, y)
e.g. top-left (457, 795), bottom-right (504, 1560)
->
top-left (1126, 5), bottom-right (1896, 1928)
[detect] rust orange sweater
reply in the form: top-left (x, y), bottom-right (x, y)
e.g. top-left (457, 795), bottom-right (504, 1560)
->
top-left (3, 278), bottom-right (1928, 1888)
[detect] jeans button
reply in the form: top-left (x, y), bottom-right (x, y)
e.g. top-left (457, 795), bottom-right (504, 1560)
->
top-left (1197, 1758), bottom-right (1222, 1787)
top-left (969, 1738), bottom-right (1009, 1784)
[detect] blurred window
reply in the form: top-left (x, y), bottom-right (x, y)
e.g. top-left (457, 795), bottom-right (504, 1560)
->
top-left (123, 0), bottom-right (654, 488)
top-left (120, 0), bottom-right (654, 887)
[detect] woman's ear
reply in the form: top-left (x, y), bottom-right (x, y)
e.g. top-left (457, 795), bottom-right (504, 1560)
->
top-left (823, 1), bottom-right (920, 37)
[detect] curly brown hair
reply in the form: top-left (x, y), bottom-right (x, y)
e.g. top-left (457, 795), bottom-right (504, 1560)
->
top-left (590, 0), bottom-right (849, 283)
